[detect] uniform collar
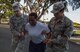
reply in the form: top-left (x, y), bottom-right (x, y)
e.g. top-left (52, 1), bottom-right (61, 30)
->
top-left (54, 16), bottom-right (65, 23)
top-left (14, 14), bottom-right (23, 17)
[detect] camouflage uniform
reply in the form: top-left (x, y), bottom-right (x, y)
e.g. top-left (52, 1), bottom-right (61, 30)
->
top-left (9, 14), bottom-right (28, 52)
top-left (48, 16), bottom-right (73, 52)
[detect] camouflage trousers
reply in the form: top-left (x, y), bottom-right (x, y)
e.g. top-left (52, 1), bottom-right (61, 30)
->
top-left (47, 46), bottom-right (68, 52)
top-left (51, 48), bottom-right (68, 52)
top-left (11, 37), bottom-right (25, 52)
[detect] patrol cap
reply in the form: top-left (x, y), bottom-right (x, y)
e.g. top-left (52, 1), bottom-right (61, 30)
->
top-left (12, 2), bottom-right (21, 11)
top-left (51, 1), bottom-right (65, 14)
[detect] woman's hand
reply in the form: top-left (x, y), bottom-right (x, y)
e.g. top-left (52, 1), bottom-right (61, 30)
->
top-left (20, 32), bottom-right (25, 37)
top-left (43, 39), bottom-right (49, 44)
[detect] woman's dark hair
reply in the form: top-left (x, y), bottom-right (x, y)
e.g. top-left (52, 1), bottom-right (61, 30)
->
top-left (29, 12), bottom-right (38, 19)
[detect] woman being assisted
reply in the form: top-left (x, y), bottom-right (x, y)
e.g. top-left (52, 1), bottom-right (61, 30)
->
top-left (25, 12), bottom-right (51, 52)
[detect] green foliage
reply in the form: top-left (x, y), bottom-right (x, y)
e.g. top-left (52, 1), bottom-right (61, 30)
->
top-left (0, 0), bottom-right (80, 24)
top-left (0, 0), bottom-right (80, 20)
top-left (75, 30), bottom-right (80, 34)
top-left (23, 0), bottom-right (67, 19)
top-left (73, 31), bottom-right (80, 36)
top-left (68, 0), bottom-right (80, 10)
top-left (70, 39), bottom-right (80, 42)
top-left (0, 0), bottom-right (14, 19)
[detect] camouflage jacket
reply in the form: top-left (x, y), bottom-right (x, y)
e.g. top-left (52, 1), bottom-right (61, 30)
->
top-left (48, 16), bottom-right (73, 49)
top-left (9, 14), bottom-right (28, 37)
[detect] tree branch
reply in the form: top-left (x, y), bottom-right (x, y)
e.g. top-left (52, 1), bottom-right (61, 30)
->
top-left (38, 0), bottom-right (48, 19)
top-left (38, 3), bottom-right (53, 20)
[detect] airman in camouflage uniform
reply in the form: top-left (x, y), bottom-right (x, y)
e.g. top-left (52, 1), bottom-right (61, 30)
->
top-left (9, 2), bottom-right (28, 52)
top-left (48, 1), bottom-right (73, 52)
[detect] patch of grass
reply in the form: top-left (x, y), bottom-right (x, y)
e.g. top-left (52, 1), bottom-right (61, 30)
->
top-left (73, 22), bottom-right (80, 27)
top-left (75, 30), bottom-right (80, 34)
top-left (73, 30), bottom-right (80, 36)
top-left (70, 39), bottom-right (80, 42)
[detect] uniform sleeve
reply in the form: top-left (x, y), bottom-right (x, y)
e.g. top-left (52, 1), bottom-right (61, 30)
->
top-left (57, 21), bottom-right (73, 45)
top-left (23, 15), bottom-right (29, 25)
top-left (48, 23), bottom-right (51, 31)
top-left (9, 17), bottom-right (20, 36)
top-left (22, 15), bottom-right (29, 32)
top-left (24, 24), bottom-right (28, 34)
top-left (21, 15), bottom-right (28, 32)
top-left (57, 20), bottom-right (73, 45)
top-left (63, 20), bottom-right (73, 38)
top-left (48, 18), bottom-right (53, 31)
